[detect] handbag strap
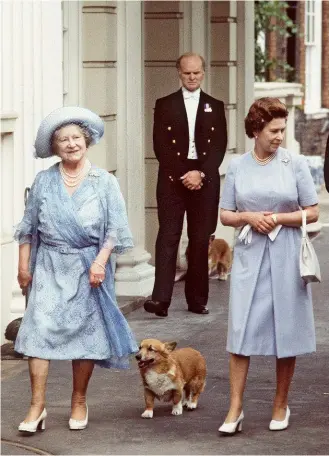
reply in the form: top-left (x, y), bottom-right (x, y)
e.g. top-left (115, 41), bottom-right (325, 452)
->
top-left (301, 209), bottom-right (307, 238)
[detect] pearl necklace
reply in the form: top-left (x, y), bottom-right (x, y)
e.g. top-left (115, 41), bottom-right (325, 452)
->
top-left (61, 164), bottom-right (85, 178)
top-left (59, 160), bottom-right (91, 187)
top-left (252, 149), bottom-right (276, 166)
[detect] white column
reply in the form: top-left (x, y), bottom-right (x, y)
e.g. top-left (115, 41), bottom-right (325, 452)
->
top-left (236, 0), bottom-right (255, 154)
top-left (62, 1), bottom-right (82, 107)
top-left (0, 0), bottom-right (62, 343)
top-left (116, 0), bottom-right (155, 296)
top-left (304, 0), bottom-right (323, 114)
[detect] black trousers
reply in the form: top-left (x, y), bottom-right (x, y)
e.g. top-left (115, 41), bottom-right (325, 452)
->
top-left (152, 166), bottom-right (219, 309)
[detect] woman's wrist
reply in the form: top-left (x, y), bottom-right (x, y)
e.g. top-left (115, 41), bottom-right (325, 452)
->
top-left (93, 260), bottom-right (106, 271)
top-left (240, 212), bottom-right (251, 225)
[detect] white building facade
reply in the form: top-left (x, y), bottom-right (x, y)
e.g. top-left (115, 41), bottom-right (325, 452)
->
top-left (1, 0), bottom-right (255, 344)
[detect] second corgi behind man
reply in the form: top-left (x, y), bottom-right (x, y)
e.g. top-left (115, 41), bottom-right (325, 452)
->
top-left (186, 235), bottom-right (232, 280)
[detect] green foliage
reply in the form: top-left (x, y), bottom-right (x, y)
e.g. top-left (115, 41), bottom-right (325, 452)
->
top-left (255, 0), bottom-right (298, 82)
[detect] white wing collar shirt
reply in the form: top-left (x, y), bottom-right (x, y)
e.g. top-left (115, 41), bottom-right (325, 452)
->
top-left (182, 87), bottom-right (201, 159)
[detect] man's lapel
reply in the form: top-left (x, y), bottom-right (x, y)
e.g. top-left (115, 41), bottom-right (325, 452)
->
top-left (195, 90), bottom-right (206, 136)
top-left (174, 89), bottom-right (188, 126)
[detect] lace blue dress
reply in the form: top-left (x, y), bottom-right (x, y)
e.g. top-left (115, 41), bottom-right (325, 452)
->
top-left (220, 148), bottom-right (318, 358)
top-left (14, 163), bottom-right (138, 368)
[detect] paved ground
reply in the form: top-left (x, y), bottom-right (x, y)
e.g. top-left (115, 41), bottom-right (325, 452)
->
top-left (1, 189), bottom-right (329, 455)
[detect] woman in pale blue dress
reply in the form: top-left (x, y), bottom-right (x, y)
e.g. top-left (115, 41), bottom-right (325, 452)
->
top-left (15, 107), bottom-right (138, 433)
top-left (218, 98), bottom-right (319, 434)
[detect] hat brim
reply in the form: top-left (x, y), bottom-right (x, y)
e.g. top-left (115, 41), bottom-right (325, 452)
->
top-left (34, 106), bottom-right (104, 158)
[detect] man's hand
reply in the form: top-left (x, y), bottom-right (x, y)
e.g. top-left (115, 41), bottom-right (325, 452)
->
top-left (180, 171), bottom-right (203, 190)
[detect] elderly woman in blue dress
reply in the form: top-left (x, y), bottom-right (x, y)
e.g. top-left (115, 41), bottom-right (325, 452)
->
top-left (218, 97), bottom-right (319, 434)
top-left (15, 107), bottom-right (138, 433)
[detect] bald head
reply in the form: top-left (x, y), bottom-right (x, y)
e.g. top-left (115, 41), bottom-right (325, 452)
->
top-left (176, 53), bottom-right (206, 71)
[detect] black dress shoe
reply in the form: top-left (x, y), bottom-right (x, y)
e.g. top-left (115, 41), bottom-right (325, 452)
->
top-left (144, 300), bottom-right (170, 317)
top-left (188, 307), bottom-right (209, 315)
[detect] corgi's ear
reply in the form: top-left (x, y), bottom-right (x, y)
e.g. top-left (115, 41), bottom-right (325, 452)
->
top-left (164, 341), bottom-right (177, 352)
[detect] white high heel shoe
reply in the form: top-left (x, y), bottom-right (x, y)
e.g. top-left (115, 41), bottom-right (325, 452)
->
top-left (269, 406), bottom-right (290, 431)
top-left (218, 411), bottom-right (244, 435)
top-left (18, 408), bottom-right (47, 433)
top-left (69, 405), bottom-right (88, 430)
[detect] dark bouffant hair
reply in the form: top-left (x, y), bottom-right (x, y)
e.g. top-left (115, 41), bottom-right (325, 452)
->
top-left (245, 97), bottom-right (288, 139)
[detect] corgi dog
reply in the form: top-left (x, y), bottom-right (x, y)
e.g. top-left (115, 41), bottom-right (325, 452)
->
top-left (185, 235), bottom-right (232, 280)
top-left (136, 339), bottom-right (206, 419)
top-left (208, 236), bottom-right (232, 281)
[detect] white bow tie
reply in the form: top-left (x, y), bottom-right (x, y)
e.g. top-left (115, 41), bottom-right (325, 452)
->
top-left (183, 91), bottom-right (199, 101)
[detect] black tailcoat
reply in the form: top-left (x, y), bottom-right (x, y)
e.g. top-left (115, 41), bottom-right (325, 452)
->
top-left (151, 89), bottom-right (228, 309)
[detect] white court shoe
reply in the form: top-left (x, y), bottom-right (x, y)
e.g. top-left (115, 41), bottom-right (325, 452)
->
top-left (18, 408), bottom-right (47, 433)
top-left (69, 405), bottom-right (88, 430)
top-left (269, 406), bottom-right (290, 431)
top-left (218, 411), bottom-right (244, 435)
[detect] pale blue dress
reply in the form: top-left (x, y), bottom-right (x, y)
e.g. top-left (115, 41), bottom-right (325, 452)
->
top-left (14, 163), bottom-right (138, 368)
top-left (220, 148), bottom-right (318, 358)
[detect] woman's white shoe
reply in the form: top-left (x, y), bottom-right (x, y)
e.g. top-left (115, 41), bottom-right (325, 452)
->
top-left (69, 405), bottom-right (88, 430)
top-left (269, 406), bottom-right (290, 431)
top-left (218, 411), bottom-right (244, 435)
top-left (18, 408), bottom-right (47, 433)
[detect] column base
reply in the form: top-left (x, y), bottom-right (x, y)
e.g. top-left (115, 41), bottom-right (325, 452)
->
top-left (114, 246), bottom-right (155, 297)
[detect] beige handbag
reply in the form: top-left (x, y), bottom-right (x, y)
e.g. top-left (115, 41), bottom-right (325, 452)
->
top-left (300, 210), bottom-right (321, 284)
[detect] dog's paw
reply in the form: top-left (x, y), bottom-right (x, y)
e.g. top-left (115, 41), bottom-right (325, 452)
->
top-left (186, 401), bottom-right (197, 411)
top-left (171, 403), bottom-right (183, 416)
top-left (218, 273), bottom-right (228, 281)
top-left (141, 409), bottom-right (153, 419)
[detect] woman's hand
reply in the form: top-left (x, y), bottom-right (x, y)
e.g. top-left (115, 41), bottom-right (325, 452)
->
top-left (17, 269), bottom-right (32, 296)
top-left (247, 211), bottom-right (276, 234)
top-left (89, 262), bottom-right (106, 288)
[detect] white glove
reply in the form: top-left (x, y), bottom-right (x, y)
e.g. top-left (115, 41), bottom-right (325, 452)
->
top-left (238, 224), bottom-right (282, 244)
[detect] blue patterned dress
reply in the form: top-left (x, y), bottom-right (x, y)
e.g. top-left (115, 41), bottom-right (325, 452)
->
top-left (220, 148), bottom-right (318, 358)
top-left (14, 163), bottom-right (138, 368)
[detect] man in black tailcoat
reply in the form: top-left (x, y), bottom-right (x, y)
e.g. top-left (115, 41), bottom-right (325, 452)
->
top-left (144, 53), bottom-right (227, 317)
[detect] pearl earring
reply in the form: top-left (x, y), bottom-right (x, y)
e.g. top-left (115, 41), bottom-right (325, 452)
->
top-left (255, 136), bottom-right (258, 139)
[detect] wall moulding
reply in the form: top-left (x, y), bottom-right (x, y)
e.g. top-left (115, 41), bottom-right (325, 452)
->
top-left (82, 7), bottom-right (117, 15)
top-left (211, 61), bottom-right (237, 67)
top-left (100, 114), bottom-right (116, 121)
top-left (145, 61), bottom-right (176, 67)
top-left (83, 61), bottom-right (117, 68)
top-left (225, 104), bottom-right (237, 110)
top-left (1, 113), bottom-right (18, 134)
top-left (211, 16), bottom-right (237, 23)
top-left (144, 12), bottom-right (183, 20)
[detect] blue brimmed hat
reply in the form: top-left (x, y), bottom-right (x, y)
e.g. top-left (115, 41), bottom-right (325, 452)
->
top-left (34, 106), bottom-right (104, 158)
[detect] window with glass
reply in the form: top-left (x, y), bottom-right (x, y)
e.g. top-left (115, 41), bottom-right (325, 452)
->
top-left (305, 0), bottom-right (315, 45)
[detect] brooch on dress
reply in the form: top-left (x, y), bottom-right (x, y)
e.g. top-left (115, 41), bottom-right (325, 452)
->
top-left (204, 103), bottom-right (212, 113)
top-left (89, 169), bottom-right (100, 177)
top-left (281, 157), bottom-right (290, 165)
